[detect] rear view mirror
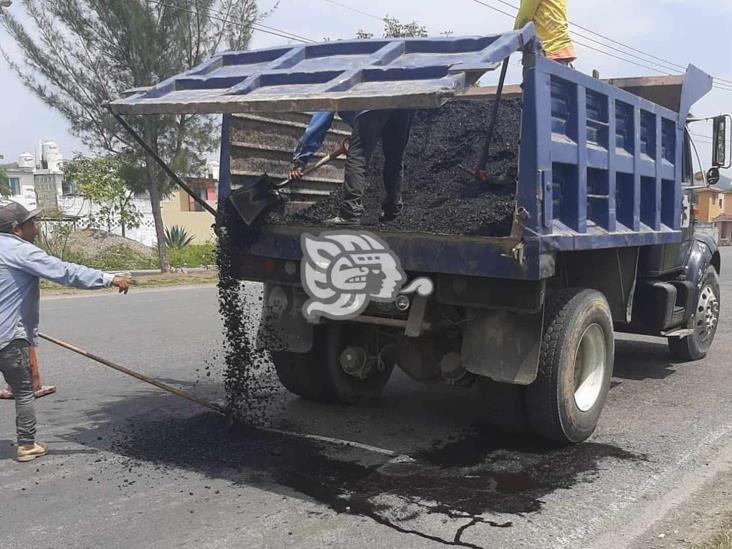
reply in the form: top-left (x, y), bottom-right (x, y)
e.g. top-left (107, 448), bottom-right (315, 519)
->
top-left (712, 114), bottom-right (731, 169)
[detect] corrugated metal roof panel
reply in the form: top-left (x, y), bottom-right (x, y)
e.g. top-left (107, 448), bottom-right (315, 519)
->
top-left (110, 27), bottom-right (535, 115)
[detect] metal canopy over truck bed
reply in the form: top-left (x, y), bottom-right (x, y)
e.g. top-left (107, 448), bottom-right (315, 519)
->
top-left (110, 26), bottom-right (713, 280)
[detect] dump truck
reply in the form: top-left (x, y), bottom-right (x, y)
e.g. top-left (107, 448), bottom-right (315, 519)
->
top-left (110, 25), bottom-right (727, 443)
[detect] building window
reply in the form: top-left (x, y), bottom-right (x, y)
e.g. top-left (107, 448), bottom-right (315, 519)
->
top-left (62, 180), bottom-right (77, 195)
top-left (7, 178), bottom-right (20, 195)
top-left (187, 188), bottom-right (210, 212)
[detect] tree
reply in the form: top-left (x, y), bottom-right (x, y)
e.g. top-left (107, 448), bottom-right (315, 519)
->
top-left (63, 154), bottom-right (143, 238)
top-left (383, 16), bottom-right (428, 38)
top-left (0, 166), bottom-right (9, 197)
top-left (0, 1), bottom-right (258, 271)
top-left (357, 15), bottom-right (429, 40)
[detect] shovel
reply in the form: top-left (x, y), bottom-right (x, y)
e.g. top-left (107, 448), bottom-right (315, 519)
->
top-left (230, 137), bottom-right (349, 225)
top-left (459, 57), bottom-right (513, 186)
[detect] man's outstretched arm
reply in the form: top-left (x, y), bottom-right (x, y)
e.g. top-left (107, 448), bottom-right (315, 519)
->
top-left (10, 242), bottom-right (130, 292)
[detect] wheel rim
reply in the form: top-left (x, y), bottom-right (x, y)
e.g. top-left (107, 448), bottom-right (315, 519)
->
top-left (695, 283), bottom-right (720, 343)
top-left (573, 323), bottom-right (606, 412)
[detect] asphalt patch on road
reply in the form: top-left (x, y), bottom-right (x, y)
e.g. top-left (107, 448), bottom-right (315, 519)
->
top-left (269, 97), bottom-right (522, 236)
top-left (108, 412), bottom-right (647, 549)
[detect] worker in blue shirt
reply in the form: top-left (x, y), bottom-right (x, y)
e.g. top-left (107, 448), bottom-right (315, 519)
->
top-left (0, 201), bottom-right (130, 462)
top-left (291, 109), bottom-right (415, 225)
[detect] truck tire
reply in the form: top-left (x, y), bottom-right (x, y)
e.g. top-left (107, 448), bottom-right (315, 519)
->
top-left (271, 329), bottom-right (335, 401)
top-left (526, 288), bottom-right (614, 444)
top-left (324, 323), bottom-right (395, 405)
top-left (668, 265), bottom-right (720, 362)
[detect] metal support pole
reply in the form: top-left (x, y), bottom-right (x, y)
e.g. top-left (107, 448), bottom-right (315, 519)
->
top-left (108, 108), bottom-right (218, 217)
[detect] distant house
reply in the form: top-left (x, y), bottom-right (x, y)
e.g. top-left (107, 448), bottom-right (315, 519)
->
top-left (694, 185), bottom-right (725, 223)
top-left (1, 153), bottom-right (39, 210)
top-left (161, 177), bottom-right (218, 244)
top-left (712, 173), bottom-right (732, 246)
top-left (690, 172), bottom-right (732, 243)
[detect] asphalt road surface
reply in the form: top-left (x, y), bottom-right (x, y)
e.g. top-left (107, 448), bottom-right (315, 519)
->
top-left (2, 247), bottom-right (731, 549)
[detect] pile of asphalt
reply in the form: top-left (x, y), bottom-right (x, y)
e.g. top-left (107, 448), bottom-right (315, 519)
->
top-left (269, 96), bottom-right (522, 237)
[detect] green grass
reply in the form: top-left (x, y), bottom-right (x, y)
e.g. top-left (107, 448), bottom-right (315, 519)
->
top-left (40, 240), bottom-right (217, 271)
top-left (84, 244), bottom-right (159, 271)
top-left (167, 243), bottom-right (217, 269)
top-left (37, 237), bottom-right (219, 294)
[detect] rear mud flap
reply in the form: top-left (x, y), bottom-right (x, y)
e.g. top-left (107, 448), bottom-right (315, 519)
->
top-left (461, 308), bottom-right (543, 385)
top-left (256, 285), bottom-right (314, 353)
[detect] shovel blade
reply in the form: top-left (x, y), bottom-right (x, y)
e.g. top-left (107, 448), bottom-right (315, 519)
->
top-left (229, 174), bottom-right (284, 225)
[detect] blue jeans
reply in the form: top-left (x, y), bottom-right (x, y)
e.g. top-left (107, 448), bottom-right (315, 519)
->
top-left (0, 340), bottom-right (36, 444)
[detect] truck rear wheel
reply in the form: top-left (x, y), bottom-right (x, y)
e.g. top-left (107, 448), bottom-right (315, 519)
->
top-left (668, 265), bottom-right (720, 362)
top-left (272, 324), bottom-right (394, 404)
top-left (526, 288), bottom-right (614, 444)
top-left (324, 323), bottom-right (395, 404)
top-left (271, 328), bottom-right (334, 401)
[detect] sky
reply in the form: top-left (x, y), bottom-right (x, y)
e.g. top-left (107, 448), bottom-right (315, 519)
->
top-left (1, 0), bottom-right (731, 175)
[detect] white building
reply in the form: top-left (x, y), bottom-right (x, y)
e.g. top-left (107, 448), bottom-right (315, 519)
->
top-left (2, 142), bottom-right (218, 248)
top-left (1, 151), bottom-right (39, 210)
top-left (59, 193), bottom-right (158, 247)
top-left (1, 141), bottom-right (66, 212)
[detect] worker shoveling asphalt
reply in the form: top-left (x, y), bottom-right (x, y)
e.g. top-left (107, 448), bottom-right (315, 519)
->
top-left (229, 137), bottom-right (349, 225)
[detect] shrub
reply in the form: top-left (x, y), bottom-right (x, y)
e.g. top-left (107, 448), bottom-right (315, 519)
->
top-left (165, 225), bottom-right (195, 248)
top-left (168, 243), bottom-right (217, 268)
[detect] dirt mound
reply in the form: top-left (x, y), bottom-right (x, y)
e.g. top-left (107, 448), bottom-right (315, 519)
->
top-left (269, 96), bottom-right (522, 236)
top-left (66, 229), bottom-right (156, 260)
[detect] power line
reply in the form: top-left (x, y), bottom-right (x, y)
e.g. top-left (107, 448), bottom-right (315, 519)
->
top-left (249, 0), bottom-right (732, 94)
top-left (469, 0), bottom-right (669, 73)
top-left (467, 0), bottom-right (732, 93)
top-left (155, 0), bottom-right (732, 95)
top-left (150, 0), bottom-right (316, 44)
top-left (323, 0), bottom-right (384, 21)
top-left (484, 0), bottom-right (732, 88)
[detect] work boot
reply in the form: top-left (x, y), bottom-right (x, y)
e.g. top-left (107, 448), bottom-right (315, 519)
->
top-left (16, 442), bottom-right (47, 462)
top-left (379, 202), bottom-right (403, 223)
top-left (325, 215), bottom-right (361, 226)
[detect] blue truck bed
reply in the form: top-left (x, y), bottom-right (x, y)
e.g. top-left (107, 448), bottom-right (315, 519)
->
top-left (110, 28), bottom-right (713, 280)
top-left (219, 58), bottom-right (712, 280)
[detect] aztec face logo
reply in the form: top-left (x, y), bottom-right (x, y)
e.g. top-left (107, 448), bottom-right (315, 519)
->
top-left (300, 231), bottom-right (433, 321)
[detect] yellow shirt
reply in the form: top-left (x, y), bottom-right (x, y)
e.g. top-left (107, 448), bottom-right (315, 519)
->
top-left (514, 0), bottom-right (576, 60)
